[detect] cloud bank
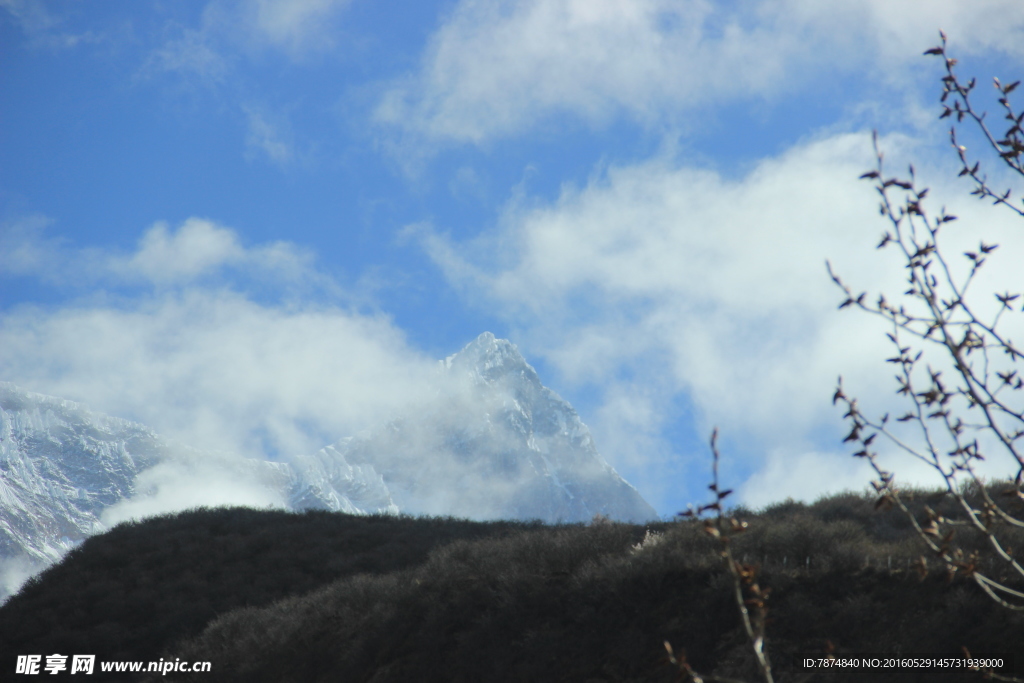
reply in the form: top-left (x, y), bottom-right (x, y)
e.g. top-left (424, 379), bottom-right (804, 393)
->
top-left (413, 130), bottom-right (1024, 508)
top-left (0, 219), bottom-right (440, 520)
top-left (375, 0), bottom-right (1024, 146)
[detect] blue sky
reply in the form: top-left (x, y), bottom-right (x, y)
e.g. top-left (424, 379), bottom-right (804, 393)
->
top-left (2, 0), bottom-right (1024, 520)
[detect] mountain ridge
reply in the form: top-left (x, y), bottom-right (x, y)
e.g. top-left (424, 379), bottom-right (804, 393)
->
top-left (0, 332), bottom-right (656, 597)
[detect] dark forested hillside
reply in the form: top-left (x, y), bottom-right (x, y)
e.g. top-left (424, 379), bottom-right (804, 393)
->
top-left (0, 508), bottom-right (539, 678)
top-left (3, 489), bottom-right (1023, 682)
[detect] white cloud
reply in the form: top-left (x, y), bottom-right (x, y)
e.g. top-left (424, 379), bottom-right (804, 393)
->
top-left (0, 289), bottom-right (438, 459)
top-left (127, 219), bottom-right (247, 282)
top-left (1, 217), bottom-right (320, 290)
top-left (375, 0), bottom-right (1024, 146)
top-left (0, 214), bottom-right (61, 278)
top-left (739, 425), bottom-right (1023, 510)
top-left (421, 132), bottom-right (890, 425)
top-left (416, 130), bottom-right (1024, 505)
top-left (738, 448), bottom-right (876, 509)
top-left (99, 456), bottom-right (288, 527)
top-left (824, 0), bottom-right (1024, 60)
top-left (0, 553), bottom-right (47, 604)
top-left (0, 219), bottom-right (440, 467)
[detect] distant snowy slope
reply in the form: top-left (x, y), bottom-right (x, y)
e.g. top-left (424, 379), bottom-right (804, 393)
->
top-left (0, 382), bottom-right (395, 599)
top-left (0, 332), bottom-right (655, 598)
top-left (0, 383), bottom-right (165, 565)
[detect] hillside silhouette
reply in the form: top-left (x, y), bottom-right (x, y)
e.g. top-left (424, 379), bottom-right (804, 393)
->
top-left (0, 509), bottom-right (537, 678)
top-left (1, 488), bottom-right (1022, 682)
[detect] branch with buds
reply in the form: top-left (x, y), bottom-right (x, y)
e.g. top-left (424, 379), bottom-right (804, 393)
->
top-left (829, 30), bottom-right (1024, 683)
top-left (927, 30), bottom-right (1024, 218)
top-left (668, 429), bottom-right (774, 683)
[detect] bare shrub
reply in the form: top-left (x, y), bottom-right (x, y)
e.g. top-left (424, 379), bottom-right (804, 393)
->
top-left (676, 32), bottom-right (1024, 683)
top-left (829, 31), bottom-right (1024, 616)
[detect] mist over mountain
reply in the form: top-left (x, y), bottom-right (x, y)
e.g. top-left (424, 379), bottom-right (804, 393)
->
top-left (0, 382), bottom-right (396, 598)
top-left (337, 332), bottom-right (656, 523)
top-left (0, 332), bottom-right (655, 598)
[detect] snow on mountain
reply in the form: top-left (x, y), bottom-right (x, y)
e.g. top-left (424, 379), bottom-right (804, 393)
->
top-left (0, 382), bottom-right (395, 599)
top-left (0, 332), bottom-right (656, 598)
top-left (322, 332), bottom-right (658, 523)
top-left (0, 383), bottom-right (164, 565)
top-left (288, 445), bottom-right (396, 515)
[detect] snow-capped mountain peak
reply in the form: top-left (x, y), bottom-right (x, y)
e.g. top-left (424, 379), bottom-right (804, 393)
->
top-left (443, 331), bottom-right (535, 380)
top-left (331, 332), bottom-right (656, 523)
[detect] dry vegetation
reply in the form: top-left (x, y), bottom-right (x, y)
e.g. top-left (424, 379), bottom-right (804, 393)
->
top-left (669, 33), bottom-right (1024, 683)
top-left (1, 493), bottom-right (1021, 681)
